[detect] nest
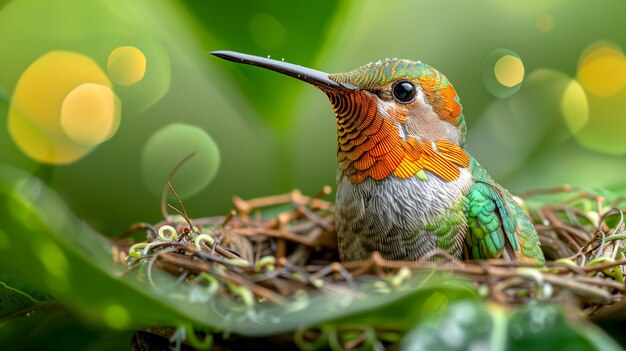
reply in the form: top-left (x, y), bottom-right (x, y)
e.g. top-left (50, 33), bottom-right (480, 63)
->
top-left (115, 183), bottom-right (626, 350)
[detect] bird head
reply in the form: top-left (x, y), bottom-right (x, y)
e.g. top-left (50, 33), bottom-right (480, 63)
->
top-left (212, 51), bottom-right (469, 183)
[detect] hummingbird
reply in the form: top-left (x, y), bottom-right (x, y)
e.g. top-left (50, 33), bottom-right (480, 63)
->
top-left (211, 51), bottom-right (545, 264)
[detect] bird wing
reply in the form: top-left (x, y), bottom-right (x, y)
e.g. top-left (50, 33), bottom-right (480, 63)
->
top-left (464, 157), bottom-right (545, 264)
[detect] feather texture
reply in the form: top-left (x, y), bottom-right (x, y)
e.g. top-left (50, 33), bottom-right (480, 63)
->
top-left (332, 91), bottom-right (470, 184)
top-left (464, 157), bottom-right (545, 263)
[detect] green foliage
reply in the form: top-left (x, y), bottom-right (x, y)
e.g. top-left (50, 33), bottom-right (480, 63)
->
top-left (0, 164), bottom-right (471, 334)
top-left (0, 165), bottom-right (202, 329)
top-left (0, 164), bottom-right (622, 349)
top-left (0, 308), bottom-right (134, 351)
top-left (402, 301), bottom-right (621, 351)
top-left (0, 269), bottom-right (51, 319)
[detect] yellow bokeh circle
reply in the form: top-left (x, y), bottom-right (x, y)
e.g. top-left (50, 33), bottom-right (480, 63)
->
top-left (107, 46), bottom-right (147, 86)
top-left (577, 42), bottom-right (626, 97)
top-left (560, 80), bottom-right (589, 134)
top-left (483, 49), bottom-right (524, 98)
top-left (8, 50), bottom-right (120, 164)
top-left (8, 112), bottom-right (92, 165)
top-left (60, 83), bottom-right (120, 146)
top-left (494, 55), bottom-right (525, 88)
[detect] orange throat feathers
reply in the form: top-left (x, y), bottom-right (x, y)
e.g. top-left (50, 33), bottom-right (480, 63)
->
top-left (331, 91), bottom-right (470, 184)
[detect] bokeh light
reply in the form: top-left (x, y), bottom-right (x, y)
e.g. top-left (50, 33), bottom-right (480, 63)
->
top-left (571, 42), bottom-right (626, 154)
top-left (560, 80), bottom-right (588, 134)
top-left (60, 83), bottom-right (121, 146)
top-left (494, 55), bottom-right (525, 87)
top-left (8, 113), bottom-right (92, 165)
top-left (36, 239), bottom-right (69, 293)
top-left (0, 0), bottom-right (171, 116)
top-left (249, 13), bottom-right (286, 50)
top-left (7, 51), bottom-right (116, 164)
top-left (103, 304), bottom-right (130, 329)
top-left (536, 14), bottom-right (554, 32)
top-left (577, 42), bottom-right (626, 97)
top-left (509, 69), bottom-right (572, 126)
top-left (483, 49), bottom-right (524, 98)
top-left (141, 123), bottom-right (221, 198)
top-left (471, 69), bottom-right (571, 179)
top-left (107, 46), bottom-right (147, 86)
top-left (574, 89), bottom-right (626, 154)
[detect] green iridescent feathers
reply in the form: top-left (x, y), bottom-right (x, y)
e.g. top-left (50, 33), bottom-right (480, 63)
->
top-left (464, 157), bottom-right (545, 264)
top-left (330, 58), bottom-right (434, 88)
top-left (464, 183), bottom-right (508, 258)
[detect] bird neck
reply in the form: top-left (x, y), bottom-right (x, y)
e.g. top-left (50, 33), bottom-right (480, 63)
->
top-left (330, 90), bottom-right (470, 184)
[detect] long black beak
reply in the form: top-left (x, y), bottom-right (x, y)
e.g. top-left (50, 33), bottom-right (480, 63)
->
top-left (210, 50), bottom-right (356, 92)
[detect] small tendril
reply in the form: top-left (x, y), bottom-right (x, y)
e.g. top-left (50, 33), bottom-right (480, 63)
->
top-left (158, 225), bottom-right (178, 242)
top-left (254, 256), bottom-right (276, 272)
top-left (225, 281), bottom-right (255, 309)
top-left (183, 323), bottom-right (213, 350)
top-left (197, 272), bottom-right (219, 297)
top-left (128, 243), bottom-right (148, 258)
top-left (194, 234), bottom-right (215, 251)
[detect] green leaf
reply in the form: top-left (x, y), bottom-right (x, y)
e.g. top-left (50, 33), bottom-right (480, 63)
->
top-left (0, 164), bottom-right (474, 336)
top-left (0, 269), bottom-right (52, 320)
top-left (0, 307), bottom-right (133, 351)
top-left (1, 163), bottom-right (621, 350)
top-left (401, 301), bottom-right (621, 351)
top-left (508, 303), bottom-right (620, 351)
top-left (328, 277), bottom-right (476, 332)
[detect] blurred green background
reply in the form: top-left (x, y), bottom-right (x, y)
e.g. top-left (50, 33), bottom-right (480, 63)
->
top-left (1, 0), bottom-right (626, 237)
top-left (2, 1), bottom-right (626, 349)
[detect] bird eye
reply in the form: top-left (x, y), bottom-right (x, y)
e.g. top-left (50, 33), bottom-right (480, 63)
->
top-left (392, 81), bottom-right (416, 103)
